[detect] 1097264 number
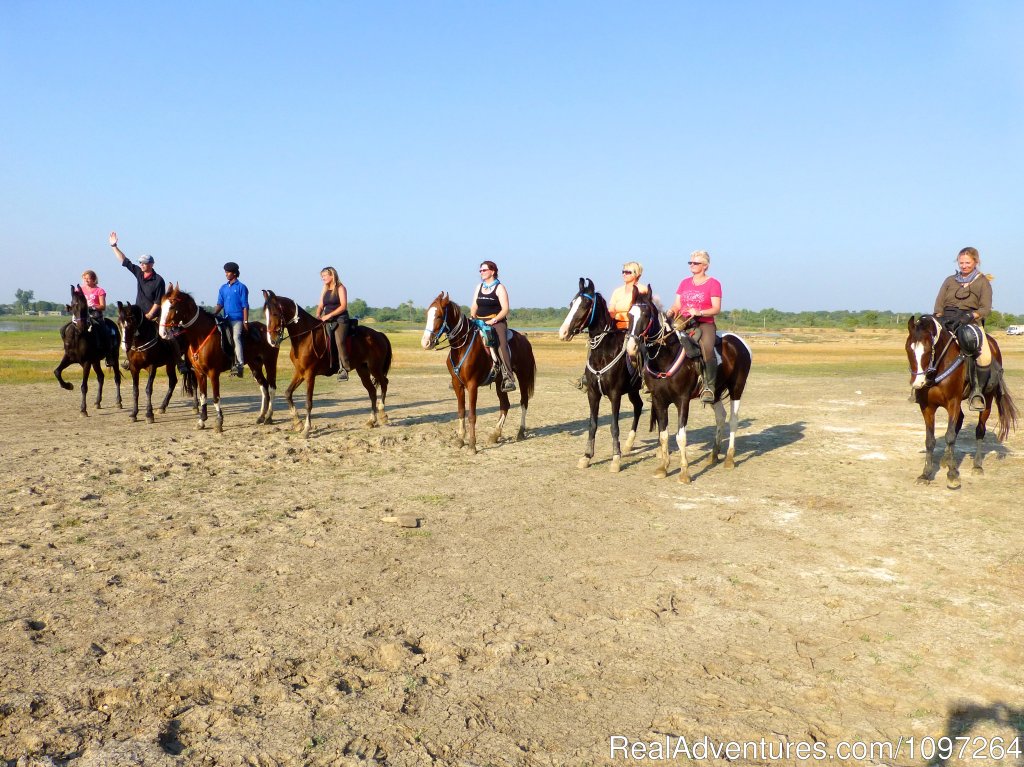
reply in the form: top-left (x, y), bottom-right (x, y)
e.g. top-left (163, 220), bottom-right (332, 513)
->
top-left (906, 735), bottom-right (1022, 761)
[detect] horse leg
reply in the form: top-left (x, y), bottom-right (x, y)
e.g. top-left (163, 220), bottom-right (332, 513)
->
top-left (515, 384), bottom-right (528, 442)
top-left (250, 362), bottom-right (271, 425)
top-left (942, 406), bottom-right (963, 489)
top-left (973, 405), bottom-right (991, 475)
top-left (579, 387), bottom-right (600, 469)
top-left (653, 404), bottom-right (670, 479)
top-left (915, 405), bottom-right (937, 483)
top-left (78, 363), bottom-right (91, 416)
top-left (301, 373), bottom-right (315, 437)
top-left (725, 397), bottom-right (741, 468)
top-left (129, 369), bottom-right (140, 422)
top-left (377, 367), bottom-right (389, 426)
top-left (112, 361), bottom-right (122, 409)
top-left (54, 354), bottom-right (74, 391)
top-left (212, 374), bottom-right (223, 433)
top-left (196, 375), bottom-right (209, 430)
top-left (144, 366), bottom-right (157, 423)
top-left (623, 388), bottom-right (643, 456)
top-left (93, 361), bottom-right (104, 409)
top-left (356, 365), bottom-right (379, 428)
top-left (608, 392), bottom-right (623, 473)
top-left (285, 369), bottom-right (304, 429)
top-left (158, 365), bottom-right (175, 415)
top-left (466, 383), bottom-right (479, 454)
top-left (489, 388), bottom-right (509, 444)
top-left (676, 401), bottom-right (691, 484)
top-left (709, 399), bottom-right (726, 467)
top-left (453, 377), bottom-right (467, 448)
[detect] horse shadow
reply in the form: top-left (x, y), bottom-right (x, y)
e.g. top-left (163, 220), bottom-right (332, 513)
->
top-left (918, 438), bottom-right (1015, 483)
top-left (928, 701), bottom-right (1024, 766)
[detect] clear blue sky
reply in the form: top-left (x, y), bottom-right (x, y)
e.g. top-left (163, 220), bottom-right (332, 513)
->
top-left (2, 1), bottom-right (1021, 313)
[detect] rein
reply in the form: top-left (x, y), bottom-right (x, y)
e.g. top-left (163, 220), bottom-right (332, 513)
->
top-left (918, 316), bottom-right (964, 385)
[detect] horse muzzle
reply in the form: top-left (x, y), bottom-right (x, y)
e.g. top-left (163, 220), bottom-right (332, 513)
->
top-left (421, 332), bottom-right (436, 350)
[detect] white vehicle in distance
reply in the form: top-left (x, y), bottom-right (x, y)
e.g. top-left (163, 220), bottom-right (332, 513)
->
top-left (1007, 325), bottom-right (1024, 336)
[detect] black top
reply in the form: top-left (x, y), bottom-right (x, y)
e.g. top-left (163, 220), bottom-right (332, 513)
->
top-left (476, 286), bottom-right (502, 319)
top-left (122, 261), bottom-right (166, 315)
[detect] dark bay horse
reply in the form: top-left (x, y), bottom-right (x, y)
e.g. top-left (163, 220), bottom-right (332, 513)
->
top-left (906, 314), bottom-right (1018, 488)
top-left (558, 277), bottom-right (643, 472)
top-left (262, 290), bottom-right (392, 436)
top-left (117, 301), bottom-right (197, 423)
top-left (421, 292), bottom-right (536, 454)
top-left (625, 287), bottom-right (752, 483)
top-left (55, 285), bottom-right (122, 415)
top-left (159, 285), bottom-right (278, 431)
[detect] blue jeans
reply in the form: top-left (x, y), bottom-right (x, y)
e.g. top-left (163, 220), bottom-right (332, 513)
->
top-left (229, 319), bottom-right (245, 365)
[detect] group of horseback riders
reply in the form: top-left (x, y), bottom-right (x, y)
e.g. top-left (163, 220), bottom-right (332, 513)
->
top-left (80, 235), bottom-right (998, 412)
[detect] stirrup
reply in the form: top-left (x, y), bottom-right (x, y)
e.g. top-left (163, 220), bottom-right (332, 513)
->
top-left (501, 373), bottom-right (517, 392)
top-left (570, 375), bottom-right (585, 391)
top-left (337, 368), bottom-right (349, 381)
top-left (700, 386), bottom-right (715, 404)
top-left (121, 359), bottom-right (131, 371)
top-left (968, 393), bottom-right (985, 412)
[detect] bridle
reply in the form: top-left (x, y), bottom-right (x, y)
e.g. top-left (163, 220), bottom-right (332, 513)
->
top-left (911, 315), bottom-right (962, 385)
top-left (563, 291), bottom-right (600, 342)
top-left (161, 296), bottom-right (201, 330)
top-left (428, 301), bottom-right (471, 351)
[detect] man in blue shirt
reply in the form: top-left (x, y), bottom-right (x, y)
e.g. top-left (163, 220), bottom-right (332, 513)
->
top-left (215, 262), bottom-right (249, 377)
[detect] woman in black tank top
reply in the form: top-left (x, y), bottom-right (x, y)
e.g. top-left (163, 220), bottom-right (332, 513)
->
top-left (316, 266), bottom-right (351, 380)
top-left (471, 260), bottom-right (516, 393)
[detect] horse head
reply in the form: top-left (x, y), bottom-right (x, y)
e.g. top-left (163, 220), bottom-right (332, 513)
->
top-left (625, 283), bottom-right (659, 360)
top-left (68, 285), bottom-right (88, 326)
top-left (159, 283), bottom-right (196, 339)
top-left (116, 301), bottom-right (142, 348)
top-left (421, 291), bottom-right (454, 350)
top-left (558, 278), bottom-right (598, 341)
top-left (906, 314), bottom-right (943, 390)
top-left (262, 289), bottom-right (293, 348)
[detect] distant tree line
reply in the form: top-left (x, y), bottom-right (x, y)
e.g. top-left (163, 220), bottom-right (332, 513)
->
top-left (5, 289), bottom-right (1024, 328)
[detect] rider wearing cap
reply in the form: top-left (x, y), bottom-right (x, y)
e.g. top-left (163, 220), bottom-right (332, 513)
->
top-left (110, 231), bottom-right (189, 372)
top-left (215, 261), bottom-right (249, 378)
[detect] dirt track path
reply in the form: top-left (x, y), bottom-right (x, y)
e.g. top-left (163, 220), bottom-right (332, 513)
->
top-left (2, 351), bottom-right (1022, 765)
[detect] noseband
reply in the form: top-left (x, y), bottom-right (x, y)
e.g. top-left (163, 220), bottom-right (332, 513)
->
top-left (429, 304), bottom-right (469, 350)
top-left (564, 292), bottom-right (599, 341)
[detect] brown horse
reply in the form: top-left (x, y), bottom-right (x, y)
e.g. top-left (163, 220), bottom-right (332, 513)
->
top-left (906, 314), bottom-right (1018, 488)
top-left (159, 284), bottom-right (278, 431)
top-left (55, 285), bottom-right (122, 415)
top-left (421, 292), bottom-right (536, 453)
top-left (117, 301), bottom-right (197, 423)
top-left (262, 290), bottom-right (392, 436)
top-left (625, 286), bottom-right (752, 483)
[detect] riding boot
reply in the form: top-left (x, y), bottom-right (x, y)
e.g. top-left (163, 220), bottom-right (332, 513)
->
top-left (966, 354), bottom-right (983, 409)
top-left (501, 365), bottom-right (517, 393)
top-left (969, 360), bottom-right (989, 411)
top-left (172, 336), bottom-right (191, 375)
top-left (700, 357), bottom-right (718, 404)
top-left (333, 322), bottom-right (349, 381)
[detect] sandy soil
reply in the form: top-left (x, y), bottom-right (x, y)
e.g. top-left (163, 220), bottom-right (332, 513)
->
top-left (2, 330), bottom-right (1023, 766)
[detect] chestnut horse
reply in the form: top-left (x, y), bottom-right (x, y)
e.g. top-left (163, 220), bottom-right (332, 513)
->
top-left (625, 286), bottom-right (752, 483)
top-left (117, 301), bottom-right (197, 423)
top-left (558, 277), bottom-right (643, 472)
top-left (906, 314), bottom-right (1017, 488)
top-left (262, 290), bottom-right (392, 436)
top-left (159, 285), bottom-right (278, 431)
top-left (421, 292), bottom-right (536, 453)
top-left (55, 285), bottom-right (122, 415)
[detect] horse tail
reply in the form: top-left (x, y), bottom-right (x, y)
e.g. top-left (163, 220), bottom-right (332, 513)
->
top-left (181, 367), bottom-right (197, 398)
top-left (515, 334), bottom-right (536, 398)
top-left (381, 332), bottom-right (393, 378)
top-left (995, 379), bottom-right (1019, 442)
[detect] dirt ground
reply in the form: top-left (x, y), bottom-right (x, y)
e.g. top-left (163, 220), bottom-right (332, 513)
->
top-left (2, 330), bottom-right (1023, 766)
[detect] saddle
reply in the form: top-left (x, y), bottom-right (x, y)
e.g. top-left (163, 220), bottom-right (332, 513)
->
top-left (676, 324), bottom-right (722, 363)
top-left (215, 316), bottom-right (243, 367)
top-left (324, 317), bottom-right (360, 371)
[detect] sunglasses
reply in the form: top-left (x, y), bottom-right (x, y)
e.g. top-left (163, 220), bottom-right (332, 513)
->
top-left (479, 268), bottom-right (491, 273)
top-left (687, 261), bottom-right (706, 266)
top-left (621, 270), bottom-right (634, 275)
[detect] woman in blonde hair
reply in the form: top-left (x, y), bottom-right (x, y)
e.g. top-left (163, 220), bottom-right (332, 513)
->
top-left (316, 266), bottom-right (351, 381)
top-left (933, 246), bottom-right (993, 411)
top-left (666, 250), bottom-right (721, 403)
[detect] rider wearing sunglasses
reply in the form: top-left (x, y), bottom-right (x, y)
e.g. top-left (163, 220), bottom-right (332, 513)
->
top-left (666, 251), bottom-right (722, 403)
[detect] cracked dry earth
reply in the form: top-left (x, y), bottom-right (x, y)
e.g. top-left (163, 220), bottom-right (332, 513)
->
top-left (1, 343), bottom-right (1023, 766)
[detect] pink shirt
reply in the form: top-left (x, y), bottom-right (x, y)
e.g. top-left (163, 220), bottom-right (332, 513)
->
top-left (675, 277), bottom-right (721, 324)
top-left (81, 285), bottom-right (106, 310)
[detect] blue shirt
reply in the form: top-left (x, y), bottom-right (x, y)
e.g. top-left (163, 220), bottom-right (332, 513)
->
top-left (217, 280), bottom-right (249, 321)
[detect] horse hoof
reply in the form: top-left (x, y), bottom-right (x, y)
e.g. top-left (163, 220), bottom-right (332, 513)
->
top-left (60, 382), bottom-right (73, 391)
top-left (972, 466), bottom-right (984, 476)
top-left (117, 402), bottom-right (123, 409)
top-left (146, 416), bottom-right (155, 424)
top-left (192, 407), bottom-right (200, 415)
top-left (577, 457), bottom-right (591, 469)
top-left (256, 416), bottom-right (266, 425)
top-left (365, 418), bottom-right (378, 428)
top-left (724, 456), bottom-right (735, 469)
top-left (81, 411), bottom-right (89, 417)
top-left (379, 414), bottom-right (390, 425)
top-left (515, 429), bottom-right (526, 441)
top-left (915, 476), bottom-right (931, 485)
top-left (947, 479), bottom-right (961, 490)
top-left (609, 458), bottom-right (621, 473)
top-left (129, 415), bottom-right (138, 423)
top-left (678, 472), bottom-right (691, 484)
top-left (487, 432), bottom-right (499, 444)
top-left (196, 422), bottom-right (205, 430)
top-left (653, 468), bottom-right (667, 479)
top-left (157, 408), bottom-right (166, 415)
top-left (215, 423), bottom-right (223, 434)
top-left (468, 445), bottom-right (478, 455)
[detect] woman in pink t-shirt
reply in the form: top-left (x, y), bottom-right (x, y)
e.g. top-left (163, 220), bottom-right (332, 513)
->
top-left (80, 270), bottom-right (107, 318)
top-left (666, 250), bottom-right (722, 403)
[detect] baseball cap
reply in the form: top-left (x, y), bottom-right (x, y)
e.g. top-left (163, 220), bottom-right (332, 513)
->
top-left (138, 254), bottom-right (155, 265)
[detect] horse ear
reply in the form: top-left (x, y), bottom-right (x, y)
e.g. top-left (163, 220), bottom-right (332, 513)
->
top-left (578, 277), bottom-right (585, 292)
top-left (907, 315), bottom-right (916, 332)
top-left (65, 304), bottom-right (72, 313)
top-left (585, 278), bottom-right (595, 293)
